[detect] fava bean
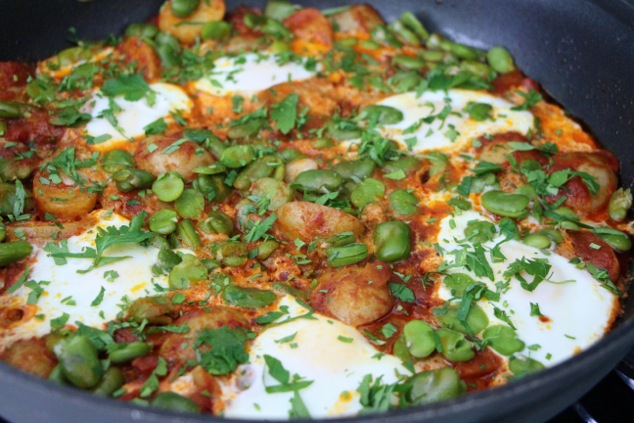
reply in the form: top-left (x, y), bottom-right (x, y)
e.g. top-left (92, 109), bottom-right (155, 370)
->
top-left (175, 220), bottom-right (200, 249)
top-left (222, 284), bottom-right (277, 308)
top-left (93, 367), bottom-right (124, 397)
top-left (435, 327), bottom-right (475, 362)
top-left (175, 189), bottom-right (205, 219)
top-left (0, 241), bottom-right (33, 267)
top-left (112, 168), bottom-right (155, 192)
top-left (0, 101), bottom-right (30, 119)
top-left (389, 190), bottom-right (418, 216)
top-left (152, 392), bottom-right (200, 413)
top-left (155, 43), bottom-right (182, 68)
top-left (420, 49), bottom-right (445, 62)
top-left (0, 222), bottom-right (5, 242)
top-left (481, 190), bottom-right (529, 217)
top-left (154, 249), bottom-right (182, 274)
top-left (149, 209), bottom-right (178, 235)
top-left (374, 221), bottom-right (411, 262)
top-left (403, 320), bottom-right (435, 358)
top-left (421, 152), bottom-right (448, 176)
top-left (48, 364), bottom-right (67, 385)
top-left (388, 71), bottom-right (422, 92)
top-left (0, 121), bottom-right (6, 136)
top-left (514, 184), bottom-right (538, 200)
top-left (153, 172), bottom-right (184, 202)
top-left (608, 188), bottom-right (632, 222)
top-left (124, 23), bottom-right (159, 40)
top-left (392, 55), bottom-right (425, 71)
top-left (358, 105), bottom-right (404, 126)
top-left (227, 118), bottom-right (266, 139)
top-left (326, 232), bottom-right (356, 248)
top-left (442, 273), bottom-right (476, 297)
top-left (256, 239), bottom-right (279, 260)
top-left (220, 145), bottom-right (256, 168)
top-left (193, 162), bottom-right (227, 175)
top-left (56, 46), bottom-right (93, 66)
top-left (460, 60), bottom-right (492, 79)
top-left (279, 149), bottom-right (303, 163)
top-left (325, 119), bottom-right (362, 141)
top-left (193, 174), bottom-right (232, 202)
top-left (351, 178), bottom-right (385, 210)
top-left (435, 302), bottom-right (489, 335)
top-left (486, 46), bottom-right (515, 73)
top-left (265, 0), bottom-right (298, 20)
top-left (251, 177), bottom-right (294, 211)
top-left (509, 355), bottom-right (544, 377)
top-left (482, 325), bottom-right (525, 356)
top-left (108, 342), bottom-right (153, 364)
top-left (202, 21), bottom-right (232, 40)
top-left (333, 159), bottom-right (376, 180)
top-left (371, 25), bottom-right (403, 48)
top-left (199, 211), bottom-right (233, 235)
top-left (234, 156), bottom-right (280, 190)
top-left (465, 102), bottom-right (492, 121)
top-left (127, 295), bottom-right (175, 325)
top-left (210, 240), bottom-right (248, 267)
top-left (55, 334), bottom-right (103, 389)
top-left (388, 20), bottom-right (420, 45)
top-left (522, 233), bottom-right (552, 249)
top-left (358, 40), bottom-right (380, 50)
top-left (171, 0), bottom-right (200, 18)
top-left (384, 156), bottom-right (422, 175)
top-left (291, 169), bottom-right (342, 193)
top-left (168, 254), bottom-right (207, 289)
top-left (326, 243), bottom-right (369, 267)
top-left (101, 149), bottom-right (134, 174)
top-left (405, 367), bottom-right (466, 406)
top-left (271, 282), bottom-right (309, 300)
top-left (595, 228), bottom-right (632, 252)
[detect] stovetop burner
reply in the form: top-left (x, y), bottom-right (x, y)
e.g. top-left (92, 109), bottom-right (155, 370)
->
top-left (549, 348), bottom-right (634, 422)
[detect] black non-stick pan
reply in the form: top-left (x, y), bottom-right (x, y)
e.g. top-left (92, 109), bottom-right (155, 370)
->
top-left (1, 1), bottom-right (633, 422)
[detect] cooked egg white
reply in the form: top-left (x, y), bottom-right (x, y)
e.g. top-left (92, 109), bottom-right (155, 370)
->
top-left (220, 296), bottom-right (407, 419)
top-left (436, 211), bottom-right (618, 366)
top-left (374, 89), bottom-right (534, 153)
top-left (0, 212), bottom-right (167, 348)
top-left (84, 82), bottom-right (192, 150)
top-left (194, 53), bottom-right (317, 97)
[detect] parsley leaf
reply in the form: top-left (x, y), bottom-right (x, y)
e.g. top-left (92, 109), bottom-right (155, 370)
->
top-left (270, 93), bottom-right (299, 135)
top-left (511, 88), bottom-right (543, 111)
top-left (195, 326), bottom-right (250, 375)
top-left (101, 74), bottom-right (151, 101)
top-left (389, 283), bottom-right (415, 303)
top-left (504, 257), bottom-right (552, 292)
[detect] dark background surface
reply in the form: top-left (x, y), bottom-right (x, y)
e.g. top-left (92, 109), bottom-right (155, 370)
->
top-left (1, 1), bottom-right (634, 423)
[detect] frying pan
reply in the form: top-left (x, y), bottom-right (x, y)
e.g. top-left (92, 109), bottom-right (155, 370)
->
top-left (1, 0), bottom-right (633, 422)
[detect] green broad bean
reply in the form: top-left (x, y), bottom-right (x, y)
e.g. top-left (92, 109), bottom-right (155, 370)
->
top-left (0, 101), bottom-right (31, 119)
top-left (392, 55), bottom-right (426, 71)
top-left (271, 282), bottom-right (309, 300)
top-left (333, 159), bottom-right (376, 180)
top-left (420, 49), bottom-right (445, 62)
top-left (201, 258), bottom-right (221, 271)
top-left (127, 295), bottom-right (175, 325)
top-left (0, 121), bottom-right (6, 136)
top-left (198, 211), bottom-right (233, 235)
top-left (464, 220), bottom-right (496, 243)
top-left (174, 189), bottom-right (205, 219)
top-left (442, 273), bottom-right (476, 297)
top-left (291, 169), bottom-right (342, 193)
top-left (325, 119), bottom-right (362, 141)
top-left (153, 172), bottom-right (184, 202)
top-left (108, 342), bottom-right (152, 364)
top-left (392, 333), bottom-right (412, 363)
top-left (435, 327), bottom-right (475, 362)
top-left (421, 152), bottom-right (449, 176)
top-left (0, 222), bottom-right (5, 242)
top-left (539, 228), bottom-right (563, 244)
top-left (210, 240), bottom-right (248, 267)
top-left (222, 284), bottom-right (277, 308)
top-left (149, 209), bottom-right (178, 235)
top-left (311, 138), bottom-right (335, 149)
top-left (482, 325), bottom-right (525, 356)
top-left (594, 228), bottom-right (632, 252)
top-left (154, 249), bottom-right (182, 274)
top-left (437, 36), bottom-right (480, 60)
top-left (384, 156), bottom-right (422, 175)
top-left (358, 40), bottom-right (380, 50)
top-left (326, 232), bottom-right (356, 248)
top-left (388, 20), bottom-right (420, 45)
top-left (152, 392), bottom-right (200, 413)
top-left (389, 190), bottom-right (418, 216)
top-left (608, 188), bottom-right (632, 222)
top-left (93, 367), bottom-right (125, 397)
top-left (388, 71), bottom-right (422, 92)
top-left (554, 206), bottom-right (580, 230)
top-left (351, 178), bottom-right (385, 210)
top-left (256, 239), bottom-right (279, 260)
top-left (400, 12), bottom-right (430, 42)
top-left (435, 302), bottom-right (489, 335)
top-left (335, 37), bottom-right (358, 50)
top-left (465, 102), bottom-right (493, 121)
top-left (373, 221), bottom-right (411, 262)
top-left (155, 43), bottom-right (182, 68)
top-left (403, 320), bottom-right (435, 358)
top-left (279, 149), bottom-right (303, 163)
top-left (269, 40), bottom-right (291, 53)
top-left (54, 46), bottom-right (93, 67)
top-left (227, 118), bottom-right (266, 138)
top-left (326, 243), bottom-right (369, 267)
top-left (55, 334), bottom-right (103, 389)
top-left (48, 364), bottom-right (67, 385)
top-left (220, 145), bottom-right (256, 168)
top-left (168, 254), bottom-right (208, 289)
top-left (522, 232), bottom-right (552, 249)
top-left (0, 241), bottom-right (33, 267)
top-left (171, 0), bottom-right (200, 18)
top-left (371, 25), bottom-right (403, 47)
top-left (459, 60), bottom-right (492, 80)
top-left (175, 220), bottom-right (201, 249)
top-left (514, 184), bottom-right (538, 200)
top-left (124, 23), bottom-right (159, 40)
top-left (101, 149), bottom-right (134, 174)
top-left (264, 0), bottom-right (299, 20)
top-left (202, 21), bottom-right (232, 40)
top-left (486, 46), bottom-right (515, 73)
top-left (233, 156), bottom-right (280, 190)
top-left (481, 190), bottom-right (529, 218)
top-left (112, 168), bottom-right (155, 192)
top-left (358, 105), bottom-right (404, 126)
top-left (193, 162), bottom-right (227, 175)
top-left (250, 177), bottom-right (294, 211)
top-left (509, 355), bottom-right (545, 377)
top-left (193, 175), bottom-right (232, 203)
top-left (155, 31), bottom-right (180, 49)
top-left (405, 367), bottom-right (466, 406)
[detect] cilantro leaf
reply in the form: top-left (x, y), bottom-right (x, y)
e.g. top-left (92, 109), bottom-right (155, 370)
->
top-left (270, 93), bottom-right (299, 135)
top-left (101, 74), bottom-right (151, 101)
top-left (511, 88), bottom-right (542, 111)
top-left (389, 283), bottom-right (416, 303)
top-left (195, 326), bottom-right (250, 375)
top-left (504, 257), bottom-right (552, 292)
